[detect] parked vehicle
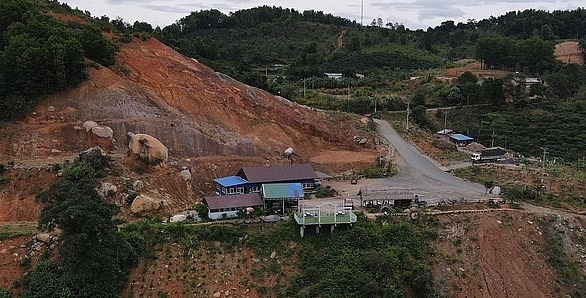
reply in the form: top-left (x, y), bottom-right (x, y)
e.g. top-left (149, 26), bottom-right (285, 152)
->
top-left (470, 147), bottom-right (506, 163)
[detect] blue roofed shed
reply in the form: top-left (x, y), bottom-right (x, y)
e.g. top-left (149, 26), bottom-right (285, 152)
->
top-left (214, 176), bottom-right (248, 195)
top-left (449, 133), bottom-right (474, 146)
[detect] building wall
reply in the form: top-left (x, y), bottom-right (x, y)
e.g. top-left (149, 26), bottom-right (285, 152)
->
top-left (208, 210), bottom-right (238, 220)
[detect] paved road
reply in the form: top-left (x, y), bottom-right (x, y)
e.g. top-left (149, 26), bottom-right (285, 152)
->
top-left (371, 119), bottom-right (487, 202)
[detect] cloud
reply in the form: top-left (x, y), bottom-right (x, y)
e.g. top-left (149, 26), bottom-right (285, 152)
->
top-left (370, 0), bottom-right (465, 23)
top-left (143, 4), bottom-right (191, 14)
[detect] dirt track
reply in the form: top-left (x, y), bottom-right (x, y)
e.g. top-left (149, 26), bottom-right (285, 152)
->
top-left (370, 119), bottom-right (487, 202)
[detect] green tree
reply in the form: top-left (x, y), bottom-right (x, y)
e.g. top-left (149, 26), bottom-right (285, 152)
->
top-left (514, 37), bottom-right (554, 74)
top-left (78, 26), bottom-right (116, 66)
top-left (480, 78), bottom-right (505, 105)
top-left (26, 161), bottom-right (140, 297)
top-left (475, 36), bottom-right (513, 69)
top-left (456, 71), bottom-right (479, 105)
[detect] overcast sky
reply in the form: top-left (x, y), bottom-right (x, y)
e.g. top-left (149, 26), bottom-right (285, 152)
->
top-left (63, 0), bottom-right (583, 30)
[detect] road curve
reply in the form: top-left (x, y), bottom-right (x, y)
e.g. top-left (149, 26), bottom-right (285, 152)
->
top-left (374, 119), bottom-right (486, 200)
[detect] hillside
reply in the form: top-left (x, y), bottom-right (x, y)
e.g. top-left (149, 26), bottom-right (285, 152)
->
top-left (1, 3), bottom-right (585, 297)
top-left (0, 36), bottom-right (379, 169)
top-left (0, 34), bottom-right (381, 226)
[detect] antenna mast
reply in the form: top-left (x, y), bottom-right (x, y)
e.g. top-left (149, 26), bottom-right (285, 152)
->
top-left (361, 0), bottom-right (364, 26)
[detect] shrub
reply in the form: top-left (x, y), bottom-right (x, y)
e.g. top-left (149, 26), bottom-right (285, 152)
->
top-left (193, 203), bottom-right (209, 220)
top-left (314, 186), bottom-right (337, 198)
top-left (0, 288), bottom-right (10, 298)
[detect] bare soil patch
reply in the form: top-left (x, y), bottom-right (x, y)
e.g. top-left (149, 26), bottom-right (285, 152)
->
top-left (433, 211), bottom-right (563, 297)
top-left (554, 41), bottom-right (583, 65)
top-left (442, 61), bottom-right (510, 80)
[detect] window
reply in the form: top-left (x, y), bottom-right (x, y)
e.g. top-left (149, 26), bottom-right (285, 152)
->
top-left (227, 188), bottom-right (235, 194)
top-left (302, 182), bottom-right (313, 189)
top-left (250, 185), bottom-right (260, 192)
top-left (236, 187), bottom-right (244, 194)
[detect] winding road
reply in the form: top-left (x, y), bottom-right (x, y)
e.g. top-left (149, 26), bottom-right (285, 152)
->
top-left (373, 119), bottom-right (487, 202)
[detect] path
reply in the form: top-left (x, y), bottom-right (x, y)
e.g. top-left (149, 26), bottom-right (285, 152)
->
top-left (369, 119), bottom-right (487, 202)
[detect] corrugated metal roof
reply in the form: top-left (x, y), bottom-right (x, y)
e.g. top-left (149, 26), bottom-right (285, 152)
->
top-left (213, 176), bottom-right (248, 187)
top-left (237, 164), bottom-right (317, 183)
top-left (204, 193), bottom-right (262, 210)
top-left (262, 183), bottom-right (304, 199)
top-left (449, 133), bottom-right (474, 141)
top-left (436, 129), bottom-right (454, 135)
top-left (314, 171), bottom-right (332, 179)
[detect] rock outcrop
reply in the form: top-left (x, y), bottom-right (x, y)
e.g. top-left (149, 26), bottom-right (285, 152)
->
top-left (128, 133), bottom-right (168, 163)
top-left (130, 194), bottom-right (171, 214)
top-left (78, 147), bottom-right (107, 168)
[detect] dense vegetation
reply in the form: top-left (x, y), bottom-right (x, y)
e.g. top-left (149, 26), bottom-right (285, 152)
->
top-left (0, 0), bottom-right (116, 120)
top-left (19, 158), bottom-right (141, 297)
top-left (287, 215), bottom-right (436, 297)
top-left (121, 214), bottom-right (437, 297)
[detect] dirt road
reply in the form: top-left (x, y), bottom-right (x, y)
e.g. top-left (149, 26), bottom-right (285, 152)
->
top-left (359, 120), bottom-right (488, 202)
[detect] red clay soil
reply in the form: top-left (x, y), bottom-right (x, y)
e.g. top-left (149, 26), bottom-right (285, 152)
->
top-left (0, 168), bottom-right (56, 222)
top-left (0, 36), bottom-right (377, 172)
top-left (433, 211), bottom-right (563, 297)
top-left (0, 237), bottom-right (30, 290)
top-left (0, 34), bottom-right (379, 218)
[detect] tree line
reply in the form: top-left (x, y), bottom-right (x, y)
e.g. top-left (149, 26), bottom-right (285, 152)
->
top-left (0, 0), bottom-right (116, 120)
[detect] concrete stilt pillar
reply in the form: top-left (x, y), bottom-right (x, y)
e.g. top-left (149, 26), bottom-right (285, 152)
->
top-left (316, 225), bottom-right (320, 234)
top-left (300, 226), bottom-right (304, 238)
top-left (330, 225), bottom-right (335, 233)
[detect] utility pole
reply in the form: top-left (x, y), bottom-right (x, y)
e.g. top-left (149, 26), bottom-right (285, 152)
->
top-left (406, 101), bottom-right (410, 131)
top-left (361, 0), bottom-right (364, 26)
top-left (347, 83), bottom-right (350, 109)
top-left (303, 78), bottom-right (306, 100)
top-left (540, 147), bottom-right (548, 183)
top-left (443, 109), bottom-right (448, 132)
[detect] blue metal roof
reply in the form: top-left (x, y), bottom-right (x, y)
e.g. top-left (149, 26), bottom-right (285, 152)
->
top-left (449, 134), bottom-right (474, 141)
top-left (213, 176), bottom-right (248, 187)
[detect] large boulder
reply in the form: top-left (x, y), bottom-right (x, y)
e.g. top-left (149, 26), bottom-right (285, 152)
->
top-left (83, 120), bottom-right (98, 132)
top-left (130, 194), bottom-right (171, 214)
top-left (91, 125), bottom-right (114, 138)
top-left (78, 147), bottom-right (107, 168)
top-left (128, 133), bottom-right (168, 163)
top-left (180, 169), bottom-right (191, 181)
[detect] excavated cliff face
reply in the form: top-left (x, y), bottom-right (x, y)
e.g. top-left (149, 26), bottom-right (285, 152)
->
top-left (0, 37), bottom-right (372, 162)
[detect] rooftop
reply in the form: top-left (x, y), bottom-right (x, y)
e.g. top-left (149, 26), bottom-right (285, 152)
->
top-left (262, 183), bottom-right (304, 199)
top-left (237, 164), bottom-right (317, 183)
top-left (436, 129), bottom-right (454, 135)
top-left (213, 176), bottom-right (248, 187)
top-left (449, 133), bottom-right (474, 141)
